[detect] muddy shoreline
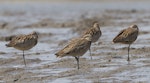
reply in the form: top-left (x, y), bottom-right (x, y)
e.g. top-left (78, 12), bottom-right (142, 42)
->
top-left (0, 1), bottom-right (150, 83)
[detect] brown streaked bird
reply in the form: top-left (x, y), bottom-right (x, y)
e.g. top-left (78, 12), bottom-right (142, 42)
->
top-left (55, 34), bottom-right (92, 69)
top-left (5, 31), bottom-right (38, 66)
top-left (113, 24), bottom-right (139, 62)
top-left (82, 22), bottom-right (101, 59)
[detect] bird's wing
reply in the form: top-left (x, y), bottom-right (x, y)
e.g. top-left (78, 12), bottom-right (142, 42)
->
top-left (122, 28), bottom-right (138, 41)
top-left (63, 38), bottom-right (88, 55)
top-left (113, 27), bottom-right (138, 43)
top-left (113, 29), bottom-right (126, 42)
top-left (9, 34), bottom-right (34, 46)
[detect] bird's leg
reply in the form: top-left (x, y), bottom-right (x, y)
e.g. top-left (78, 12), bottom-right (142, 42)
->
top-left (89, 47), bottom-right (92, 60)
top-left (127, 44), bottom-right (131, 62)
top-left (75, 56), bottom-right (79, 69)
top-left (23, 50), bottom-right (26, 66)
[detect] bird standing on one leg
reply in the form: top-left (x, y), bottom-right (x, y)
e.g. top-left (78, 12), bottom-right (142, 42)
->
top-left (113, 25), bottom-right (139, 62)
top-left (55, 34), bottom-right (92, 69)
top-left (82, 22), bottom-right (102, 59)
top-left (5, 31), bottom-right (38, 66)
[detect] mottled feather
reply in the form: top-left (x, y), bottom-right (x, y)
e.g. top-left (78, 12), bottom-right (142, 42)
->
top-left (83, 22), bottom-right (101, 42)
top-left (6, 32), bottom-right (38, 50)
top-left (112, 24), bottom-right (139, 62)
top-left (55, 34), bottom-right (92, 58)
top-left (113, 25), bottom-right (138, 44)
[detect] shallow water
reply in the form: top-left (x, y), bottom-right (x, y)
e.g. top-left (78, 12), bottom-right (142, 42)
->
top-left (0, 1), bottom-right (150, 22)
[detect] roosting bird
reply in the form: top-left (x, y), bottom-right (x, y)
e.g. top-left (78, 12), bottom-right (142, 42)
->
top-left (5, 31), bottom-right (38, 66)
top-left (55, 34), bottom-right (92, 69)
top-left (82, 22), bottom-right (101, 59)
top-left (113, 24), bottom-right (139, 62)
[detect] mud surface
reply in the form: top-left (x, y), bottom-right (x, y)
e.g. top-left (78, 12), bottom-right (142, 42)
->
top-left (0, 1), bottom-right (150, 83)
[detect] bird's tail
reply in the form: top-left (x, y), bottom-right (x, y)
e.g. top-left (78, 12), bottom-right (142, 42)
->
top-left (113, 38), bottom-right (118, 43)
top-left (55, 51), bottom-right (65, 58)
top-left (55, 53), bottom-right (60, 57)
top-left (5, 43), bottom-right (12, 47)
top-left (113, 36), bottom-right (123, 43)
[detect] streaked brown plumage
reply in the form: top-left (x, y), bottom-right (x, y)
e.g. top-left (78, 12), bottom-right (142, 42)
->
top-left (55, 34), bottom-right (92, 69)
top-left (6, 31), bottom-right (38, 66)
top-left (82, 22), bottom-right (101, 59)
top-left (113, 24), bottom-right (139, 62)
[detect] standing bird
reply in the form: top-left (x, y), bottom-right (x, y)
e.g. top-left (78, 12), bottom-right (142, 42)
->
top-left (55, 34), bottom-right (92, 69)
top-left (82, 22), bottom-right (101, 59)
top-left (113, 25), bottom-right (139, 62)
top-left (5, 31), bottom-right (38, 66)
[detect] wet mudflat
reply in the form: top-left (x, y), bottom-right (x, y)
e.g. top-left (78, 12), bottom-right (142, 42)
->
top-left (0, 0), bottom-right (150, 83)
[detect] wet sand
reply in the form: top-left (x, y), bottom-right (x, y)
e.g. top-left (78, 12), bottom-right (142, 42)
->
top-left (0, 1), bottom-right (150, 83)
